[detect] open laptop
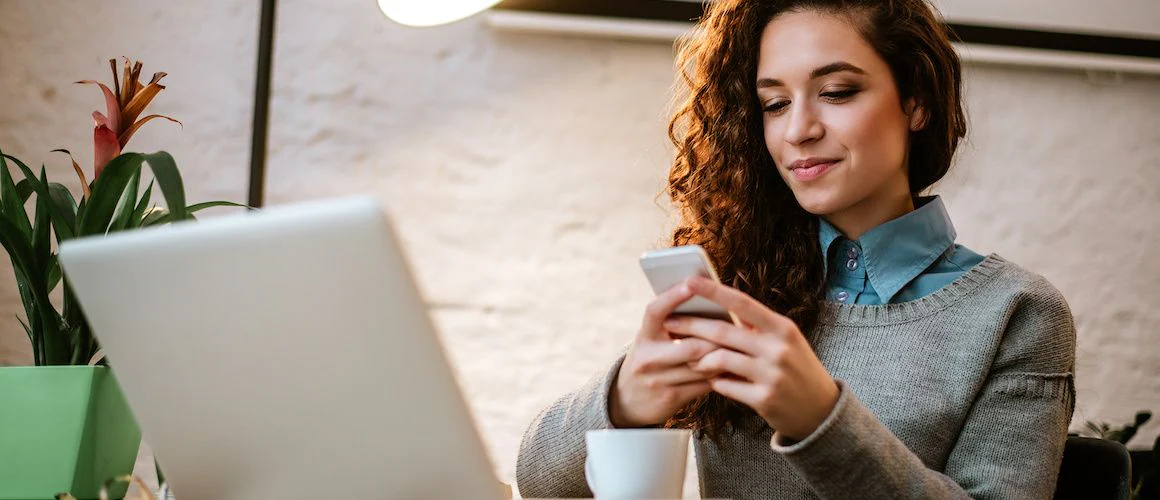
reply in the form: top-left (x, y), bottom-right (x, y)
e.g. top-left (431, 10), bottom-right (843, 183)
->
top-left (58, 196), bottom-right (505, 499)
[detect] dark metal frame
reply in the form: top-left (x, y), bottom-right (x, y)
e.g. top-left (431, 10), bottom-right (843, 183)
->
top-left (248, 0), bottom-right (277, 208)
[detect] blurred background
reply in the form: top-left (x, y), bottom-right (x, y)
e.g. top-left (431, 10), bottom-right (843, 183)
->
top-left (1, 0), bottom-right (1157, 493)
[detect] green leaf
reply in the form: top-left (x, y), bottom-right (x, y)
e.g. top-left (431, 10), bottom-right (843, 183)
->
top-left (79, 321), bottom-right (98, 366)
top-left (69, 324), bottom-right (89, 365)
top-left (78, 153), bottom-right (144, 237)
top-left (59, 279), bottom-right (93, 366)
top-left (16, 315), bottom-right (38, 366)
top-left (0, 151), bottom-right (33, 242)
top-left (0, 215), bottom-right (64, 364)
top-left (80, 151), bottom-right (198, 234)
top-left (140, 207), bottom-right (170, 227)
top-left (128, 180), bottom-right (154, 229)
top-left (0, 156), bottom-right (56, 364)
top-left (4, 153), bottom-right (77, 242)
top-left (138, 201), bottom-right (242, 227)
top-left (61, 281), bottom-right (83, 350)
top-left (145, 201), bottom-right (246, 226)
top-left (44, 254), bottom-right (61, 293)
top-left (17, 314), bottom-right (32, 342)
top-left (187, 200), bottom-right (250, 213)
top-left (1135, 411), bottom-right (1152, 426)
top-left (155, 461), bottom-right (166, 490)
top-left (109, 168), bottom-right (141, 232)
top-left (141, 151), bottom-right (188, 222)
top-left (46, 183), bottom-right (78, 241)
top-left (69, 338), bottom-right (83, 364)
top-left (31, 168), bottom-right (53, 260)
top-left (15, 179), bottom-right (33, 204)
top-left (13, 278), bottom-right (42, 365)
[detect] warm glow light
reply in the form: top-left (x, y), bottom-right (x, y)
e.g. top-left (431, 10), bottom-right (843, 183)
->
top-left (377, 0), bottom-right (502, 27)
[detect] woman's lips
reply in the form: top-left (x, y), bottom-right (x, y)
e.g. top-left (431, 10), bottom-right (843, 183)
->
top-left (790, 160), bottom-right (839, 181)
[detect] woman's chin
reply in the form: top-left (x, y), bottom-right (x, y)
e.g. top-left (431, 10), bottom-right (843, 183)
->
top-left (792, 191), bottom-right (846, 216)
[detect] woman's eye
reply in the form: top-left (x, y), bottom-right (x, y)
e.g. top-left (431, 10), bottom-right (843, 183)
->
top-left (763, 100), bottom-right (789, 114)
top-left (821, 88), bottom-right (859, 102)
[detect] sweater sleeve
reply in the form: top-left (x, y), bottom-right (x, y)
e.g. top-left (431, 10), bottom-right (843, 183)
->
top-left (771, 279), bottom-right (1077, 500)
top-left (514, 352), bottom-right (627, 499)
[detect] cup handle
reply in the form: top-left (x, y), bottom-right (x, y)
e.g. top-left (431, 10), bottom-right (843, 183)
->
top-left (584, 458), bottom-right (599, 497)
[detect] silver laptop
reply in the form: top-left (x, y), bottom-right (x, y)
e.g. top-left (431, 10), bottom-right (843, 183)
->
top-left (58, 196), bottom-right (504, 499)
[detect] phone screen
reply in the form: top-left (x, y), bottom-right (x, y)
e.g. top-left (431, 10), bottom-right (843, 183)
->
top-left (640, 245), bottom-right (736, 324)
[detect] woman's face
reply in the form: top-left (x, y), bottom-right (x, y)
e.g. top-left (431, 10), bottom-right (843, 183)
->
top-left (757, 10), bottom-right (922, 224)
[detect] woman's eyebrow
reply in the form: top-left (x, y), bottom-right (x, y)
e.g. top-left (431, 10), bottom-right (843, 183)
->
top-left (756, 61), bottom-right (867, 89)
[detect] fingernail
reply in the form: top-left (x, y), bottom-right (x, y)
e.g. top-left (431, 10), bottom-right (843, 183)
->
top-left (679, 284), bottom-right (691, 295)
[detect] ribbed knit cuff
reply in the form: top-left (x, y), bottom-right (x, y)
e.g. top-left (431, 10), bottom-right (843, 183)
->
top-left (590, 353), bottom-right (627, 430)
top-left (769, 379), bottom-right (851, 453)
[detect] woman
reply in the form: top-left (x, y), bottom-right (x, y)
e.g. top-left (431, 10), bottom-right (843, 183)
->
top-left (516, 0), bottom-right (1076, 498)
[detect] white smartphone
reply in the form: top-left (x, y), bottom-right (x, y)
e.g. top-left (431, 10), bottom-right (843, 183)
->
top-left (639, 244), bottom-right (740, 325)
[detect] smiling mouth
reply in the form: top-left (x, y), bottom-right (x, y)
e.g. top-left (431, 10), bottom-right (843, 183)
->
top-left (789, 160), bottom-right (839, 181)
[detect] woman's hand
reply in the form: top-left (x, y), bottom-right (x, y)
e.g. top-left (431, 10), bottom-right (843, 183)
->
top-left (610, 282), bottom-right (720, 428)
top-left (663, 275), bottom-right (840, 442)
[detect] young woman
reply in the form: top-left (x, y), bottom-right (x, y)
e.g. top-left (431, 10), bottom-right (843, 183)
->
top-left (516, 0), bottom-right (1076, 498)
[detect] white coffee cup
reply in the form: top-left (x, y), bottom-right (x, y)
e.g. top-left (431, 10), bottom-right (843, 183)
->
top-left (584, 428), bottom-right (691, 499)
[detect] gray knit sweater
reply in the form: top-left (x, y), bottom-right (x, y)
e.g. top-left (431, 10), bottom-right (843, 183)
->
top-left (516, 255), bottom-right (1076, 499)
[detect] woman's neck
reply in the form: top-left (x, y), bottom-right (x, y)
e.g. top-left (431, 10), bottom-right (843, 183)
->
top-left (823, 189), bottom-right (915, 241)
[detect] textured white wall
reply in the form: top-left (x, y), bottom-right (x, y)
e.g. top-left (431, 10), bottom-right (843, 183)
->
top-left (1, 0), bottom-right (1158, 493)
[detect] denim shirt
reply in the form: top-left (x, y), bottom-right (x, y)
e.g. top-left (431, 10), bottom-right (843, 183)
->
top-left (818, 196), bottom-right (986, 305)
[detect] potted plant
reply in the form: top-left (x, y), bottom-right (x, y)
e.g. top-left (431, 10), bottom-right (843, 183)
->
top-left (0, 58), bottom-right (243, 500)
top-left (1083, 411), bottom-right (1158, 499)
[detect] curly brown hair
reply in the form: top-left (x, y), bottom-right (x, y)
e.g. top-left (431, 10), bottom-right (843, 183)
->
top-left (663, 0), bottom-right (967, 438)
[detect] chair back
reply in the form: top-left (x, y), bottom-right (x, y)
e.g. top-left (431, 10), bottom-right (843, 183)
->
top-left (1053, 436), bottom-right (1132, 500)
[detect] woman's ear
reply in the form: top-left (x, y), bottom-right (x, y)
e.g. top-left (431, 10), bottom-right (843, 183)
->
top-left (905, 97), bottom-right (928, 132)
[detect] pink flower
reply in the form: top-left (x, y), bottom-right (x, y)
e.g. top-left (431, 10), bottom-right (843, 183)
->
top-left (77, 58), bottom-right (181, 181)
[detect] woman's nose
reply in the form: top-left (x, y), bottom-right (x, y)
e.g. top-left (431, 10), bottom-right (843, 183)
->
top-left (784, 103), bottom-right (824, 146)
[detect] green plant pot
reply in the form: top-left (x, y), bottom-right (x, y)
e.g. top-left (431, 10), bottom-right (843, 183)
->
top-left (0, 366), bottom-right (141, 500)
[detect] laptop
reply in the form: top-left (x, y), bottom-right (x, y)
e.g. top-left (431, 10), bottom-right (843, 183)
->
top-left (58, 196), bottom-right (505, 499)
